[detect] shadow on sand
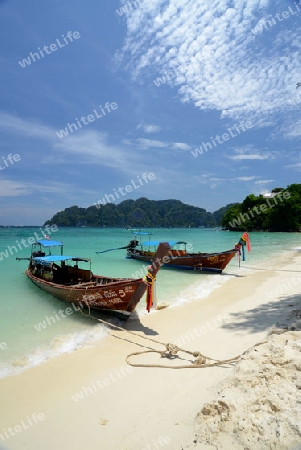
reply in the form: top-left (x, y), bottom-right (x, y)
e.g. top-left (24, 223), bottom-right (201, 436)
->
top-left (222, 293), bottom-right (301, 334)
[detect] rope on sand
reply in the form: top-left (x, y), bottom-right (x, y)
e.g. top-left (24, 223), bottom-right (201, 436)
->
top-left (125, 345), bottom-right (241, 369)
top-left (75, 307), bottom-right (242, 369)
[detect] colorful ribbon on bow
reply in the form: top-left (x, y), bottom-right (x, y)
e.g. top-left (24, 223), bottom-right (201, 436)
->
top-left (235, 232), bottom-right (251, 265)
top-left (143, 269), bottom-right (157, 312)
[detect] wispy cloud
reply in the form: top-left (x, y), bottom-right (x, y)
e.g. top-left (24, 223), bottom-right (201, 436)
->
top-left (283, 119), bottom-right (301, 138)
top-left (0, 180), bottom-right (32, 197)
top-left (284, 162), bottom-right (301, 171)
top-left (55, 130), bottom-right (130, 168)
top-left (227, 154), bottom-right (270, 160)
top-left (191, 173), bottom-right (225, 189)
top-left (226, 146), bottom-right (273, 160)
top-left (123, 137), bottom-right (191, 150)
top-left (0, 111), bottom-right (156, 176)
top-left (136, 123), bottom-right (161, 133)
top-left (117, 0), bottom-right (301, 121)
top-left (0, 178), bottom-right (95, 199)
top-left (255, 179), bottom-right (274, 184)
top-left (0, 111), bottom-right (54, 140)
top-left (134, 138), bottom-right (168, 148)
top-left (236, 176), bottom-right (257, 181)
top-left (172, 142), bottom-right (191, 150)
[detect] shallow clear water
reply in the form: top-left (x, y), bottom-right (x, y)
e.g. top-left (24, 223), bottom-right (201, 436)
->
top-left (0, 227), bottom-right (300, 378)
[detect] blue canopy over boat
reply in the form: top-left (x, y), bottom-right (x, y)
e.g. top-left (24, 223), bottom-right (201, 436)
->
top-left (33, 255), bottom-right (74, 265)
top-left (35, 239), bottom-right (63, 247)
top-left (142, 240), bottom-right (187, 246)
top-left (33, 255), bottom-right (90, 265)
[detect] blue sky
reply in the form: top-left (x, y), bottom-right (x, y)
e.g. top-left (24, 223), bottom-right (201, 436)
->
top-left (0, 0), bottom-right (300, 225)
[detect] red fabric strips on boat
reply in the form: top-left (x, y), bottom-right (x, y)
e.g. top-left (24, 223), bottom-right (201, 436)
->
top-left (143, 270), bottom-right (156, 312)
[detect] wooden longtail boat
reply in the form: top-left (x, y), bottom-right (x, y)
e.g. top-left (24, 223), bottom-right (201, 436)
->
top-left (17, 239), bottom-right (170, 319)
top-left (125, 232), bottom-right (251, 274)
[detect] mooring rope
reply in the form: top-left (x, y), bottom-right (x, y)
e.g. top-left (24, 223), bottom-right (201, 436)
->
top-left (75, 306), bottom-right (243, 369)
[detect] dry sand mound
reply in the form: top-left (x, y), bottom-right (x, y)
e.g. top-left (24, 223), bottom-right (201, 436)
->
top-left (187, 308), bottom-right (301, 450)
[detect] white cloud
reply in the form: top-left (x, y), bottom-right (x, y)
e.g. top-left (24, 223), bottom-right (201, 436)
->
top-left (254, 179), bottom-right (274, 184)
top-left (228, 153), bottom-right (269, 160)
top-left (172, 142), bottom-right (191, 150)
top-left (117, 0), bottom-right (301, 122)
top-left (123, 137), bottom-right (191, 150)
top-left (190, 173), bottom-right (225, 189)
top-left (0, 178), bottom-right (95, 198)
top-left (137, 123), bottom-right (161, 133)
top-left (0, 112), bottom-right (54, 140)
top-left (0, 180), bottom-right (31, 197)
top-left (54, 130), bottom-right (129, 168)
top-left (0, 111), bottom-right (156, 176)
top-left (283, 119), bottom-right (301, 138)
top-left (135, 138), bottom-right (168, 148)
top-left (236, 176), bottom-right (257, 181)
top-left (226, 146), bottom-right (273, 160)
top-left (284, 162), bottom-right (301, 171)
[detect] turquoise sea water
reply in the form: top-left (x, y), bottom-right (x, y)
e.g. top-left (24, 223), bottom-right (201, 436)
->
top-left (0, 227), bottom-right (300, 378)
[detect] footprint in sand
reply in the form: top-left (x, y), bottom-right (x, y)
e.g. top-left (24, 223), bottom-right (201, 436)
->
top-left (99, 417), bottom-right (108, 426)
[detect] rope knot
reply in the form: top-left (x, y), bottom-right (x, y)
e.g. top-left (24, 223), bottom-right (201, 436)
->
top-left (142, 270), bottom-right (156, 285)
top-left (160, 343), bottom-right (180, 359)
top-left (166, 343), bottom-right (180, 354)
top-left (194, 354), bottom-right (207, 366)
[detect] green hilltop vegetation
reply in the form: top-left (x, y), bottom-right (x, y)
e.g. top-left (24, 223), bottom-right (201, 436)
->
top-left (44, 198), bottom-right (234, 228)
top-left (44, 184), bottom-right (301, 231)
top-left (221, 184), bottom-right (301, 232)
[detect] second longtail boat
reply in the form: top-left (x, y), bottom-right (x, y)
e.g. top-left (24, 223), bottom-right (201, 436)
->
top-left (124, 232), bottom-right (251, 274)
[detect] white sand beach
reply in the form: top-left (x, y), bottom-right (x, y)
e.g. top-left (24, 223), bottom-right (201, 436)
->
top-left (0, 250), bottom-right (301, 450)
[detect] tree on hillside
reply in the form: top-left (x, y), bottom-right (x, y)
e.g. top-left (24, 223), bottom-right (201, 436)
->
top-left (221, 184), bottom-right (301, 231)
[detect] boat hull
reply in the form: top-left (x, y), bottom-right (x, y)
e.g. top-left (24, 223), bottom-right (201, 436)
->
top-left (26, 271), bottom-right (145, 316)
top-left (127, 249), bottom-right (237, 273)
